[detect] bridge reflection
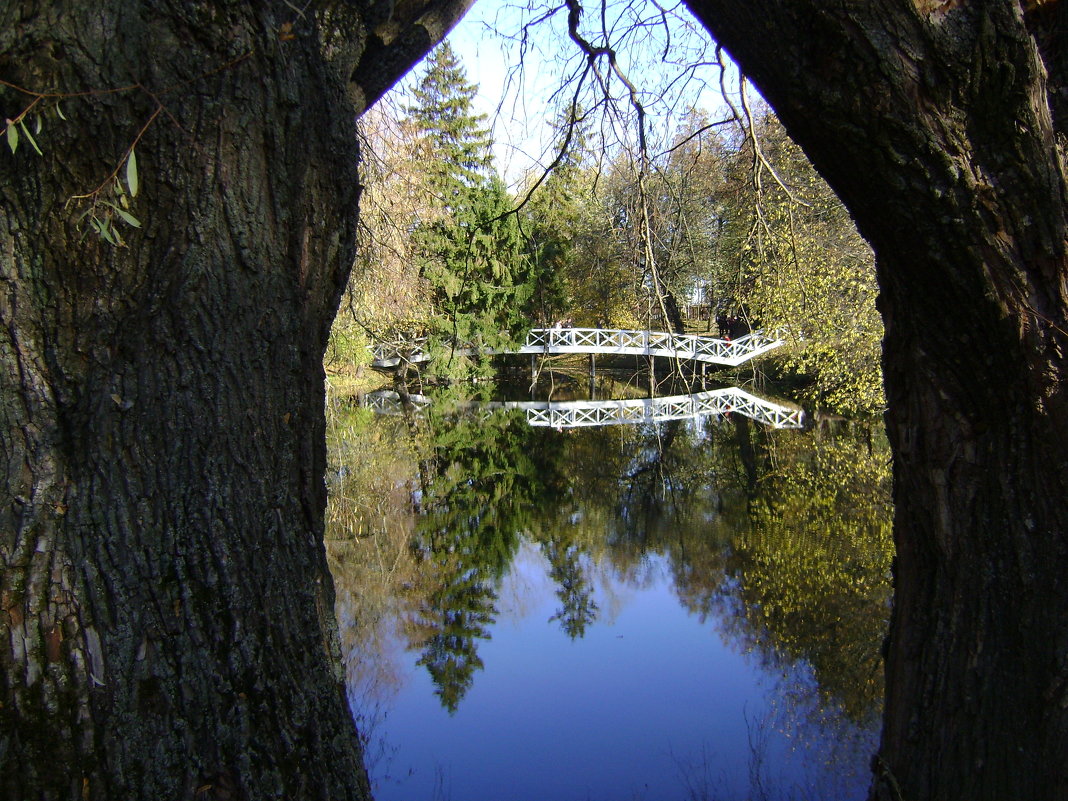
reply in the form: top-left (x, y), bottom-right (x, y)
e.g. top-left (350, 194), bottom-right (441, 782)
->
top-left (363, 387), bottom-right (804, 430)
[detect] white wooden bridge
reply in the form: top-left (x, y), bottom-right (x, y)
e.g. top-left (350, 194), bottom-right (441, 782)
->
top-left (368, 327), bottom-right (785, 369)
top-left (363, 387), bottom-right (804, 430)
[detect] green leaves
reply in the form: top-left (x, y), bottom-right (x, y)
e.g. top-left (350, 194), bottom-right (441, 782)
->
top-left (114, 207), bottom-right (142, 228)
top-left (21, 119), bottom-right (43, 155)
top-left (5, 115), bottom-right (45, 156)
top-left (72, 150), bottom-right (145, 247)
top-left (90, 214), bottom-right (119, 246)
top-left (125, 148), bottom-right (139, 197)
top-left (105, 200), bottom-right (141, 228)
top-left (4, 90), bottom-right (153, 254)
top-left (77, 194), bottom-right (143, 248)
top-left (718, 111), bottom-right (883, 415)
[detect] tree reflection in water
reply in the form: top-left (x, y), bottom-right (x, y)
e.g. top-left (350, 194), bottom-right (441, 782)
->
top-left (325, 382), bottom-right (892, 796)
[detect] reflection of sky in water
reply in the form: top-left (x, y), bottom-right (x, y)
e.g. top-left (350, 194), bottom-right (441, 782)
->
top-left (361, 540), bottom-right (876, 801)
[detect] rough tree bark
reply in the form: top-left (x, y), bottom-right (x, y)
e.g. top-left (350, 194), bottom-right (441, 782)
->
top-left (0, 1), bottom-right (469, 798)
top-left (684, 1), bottom-right (1068, 799)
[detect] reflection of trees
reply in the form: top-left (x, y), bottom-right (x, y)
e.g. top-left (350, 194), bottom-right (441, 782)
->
top-left (327, 385), bottom-right (892, 735)
top-left (674, 420), bottom-right (893, 727)
top-left (531, 417), bottom-right (727, 552)
top-left (323, 405), bottom-right (424, 777)
top-left (542, 534), bottom-right (599, 639)
top-left (404, 397), bottom-right (564, 710)
top-left (538, 411), bottom-right (891, 744)
top-left (325, 392), bottom-right (567, 714)
top-left (406, 554), bottom-right (498, 713)
top-left (744, 423), bottom-right (891, 723)
top-left (617, 421), bottom-right (682, 542)
top-left (616, 418), bottom-right (735, 545)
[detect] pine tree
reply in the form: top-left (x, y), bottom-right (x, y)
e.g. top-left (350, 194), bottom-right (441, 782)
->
top-left (404, 42), bottom-right (535, 365)
top-left (521, 108), bottom-right (593, 325)
top-left (405, 41), bottom-right (494, 209)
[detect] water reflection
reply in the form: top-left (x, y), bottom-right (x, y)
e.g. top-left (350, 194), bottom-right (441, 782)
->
top-left (363, 385), bottom-right (804, 429)
top-left (326, 381), bottom-right (892, 800)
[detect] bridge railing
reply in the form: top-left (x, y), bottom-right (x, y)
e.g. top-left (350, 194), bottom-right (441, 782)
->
top-left (361, 387), bottom-right (804, 430)
top-left (519, 328), bottom-right (784, 365)
top-left (368, 327), bottom-right (788, 368)
top-left (367, 337), bottom-right (430, 367)
top-left (362, 390), bottom-right (433, 415)
top-left (521, 388), bottom-right (803, 429)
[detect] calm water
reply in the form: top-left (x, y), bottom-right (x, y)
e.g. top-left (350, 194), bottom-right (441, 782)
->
top-left (326, 375), bottom-right (892, 801)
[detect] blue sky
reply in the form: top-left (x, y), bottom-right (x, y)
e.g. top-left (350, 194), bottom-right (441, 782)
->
top-left (446, 1), bottom-right (590, 182)
top-left (391, 1), bottom-right (744, 185)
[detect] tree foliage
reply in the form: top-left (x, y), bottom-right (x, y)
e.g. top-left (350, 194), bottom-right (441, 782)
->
top-left (648, 111), bottom-right (733, 328)
top-left (720, 111), bottom-right (884, 415)
top-left (513, 102), bottom-right (884, 413)
top-left (336, 40), bottom-right (541, 379)
top-left (406, 43), bottom-right (537, 360)
top-left (519, 110), bottom-right (595, 325)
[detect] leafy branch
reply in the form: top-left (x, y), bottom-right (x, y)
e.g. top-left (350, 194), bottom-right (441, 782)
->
top-left (70, 148), bottom-right (142, 247)
top-left (66, 105), bottom-right (159, 246)
top-left (2, 74), bottom-right (141, 157)
top-left (3, 95), bottom-right (46, 156)
top-left (2, 50), bottom-right (251, 246)
top-left (1, 76), bottom-right (152, 245)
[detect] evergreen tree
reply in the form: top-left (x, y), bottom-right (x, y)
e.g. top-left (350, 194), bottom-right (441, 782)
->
top-left (521, 109), bottom-right (594, 325)
top-left (404, 42), bottom-right (535, 358)
top-left (405, 41), bottom-right (494, 209)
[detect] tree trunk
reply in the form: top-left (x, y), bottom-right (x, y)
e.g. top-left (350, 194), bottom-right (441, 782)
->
top-left (684, 1), bottom-right (1068, 798)
top-left (0, 1), bottom-right (465, 798)
top-left (662, 288), bottom-right (687, 334)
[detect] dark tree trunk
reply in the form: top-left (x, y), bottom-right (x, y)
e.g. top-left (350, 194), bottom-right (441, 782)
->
top-left (685, 1), bottom-right (1068, 799)
top-left (0, 1), bottom-right (468, 798)
top-left (663, 289), bottom-right (687, 334)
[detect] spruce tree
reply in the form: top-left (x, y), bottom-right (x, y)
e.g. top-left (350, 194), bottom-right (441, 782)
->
top-left (404, 41), bottom-right (535, 362)
top-left (405, 41), bottom-right (494, 208)
top-left (521, 109), bottom-right (592, 325)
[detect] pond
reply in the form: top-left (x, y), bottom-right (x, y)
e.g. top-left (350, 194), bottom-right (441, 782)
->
top-left (325, 370), bottom-right (892, 801)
